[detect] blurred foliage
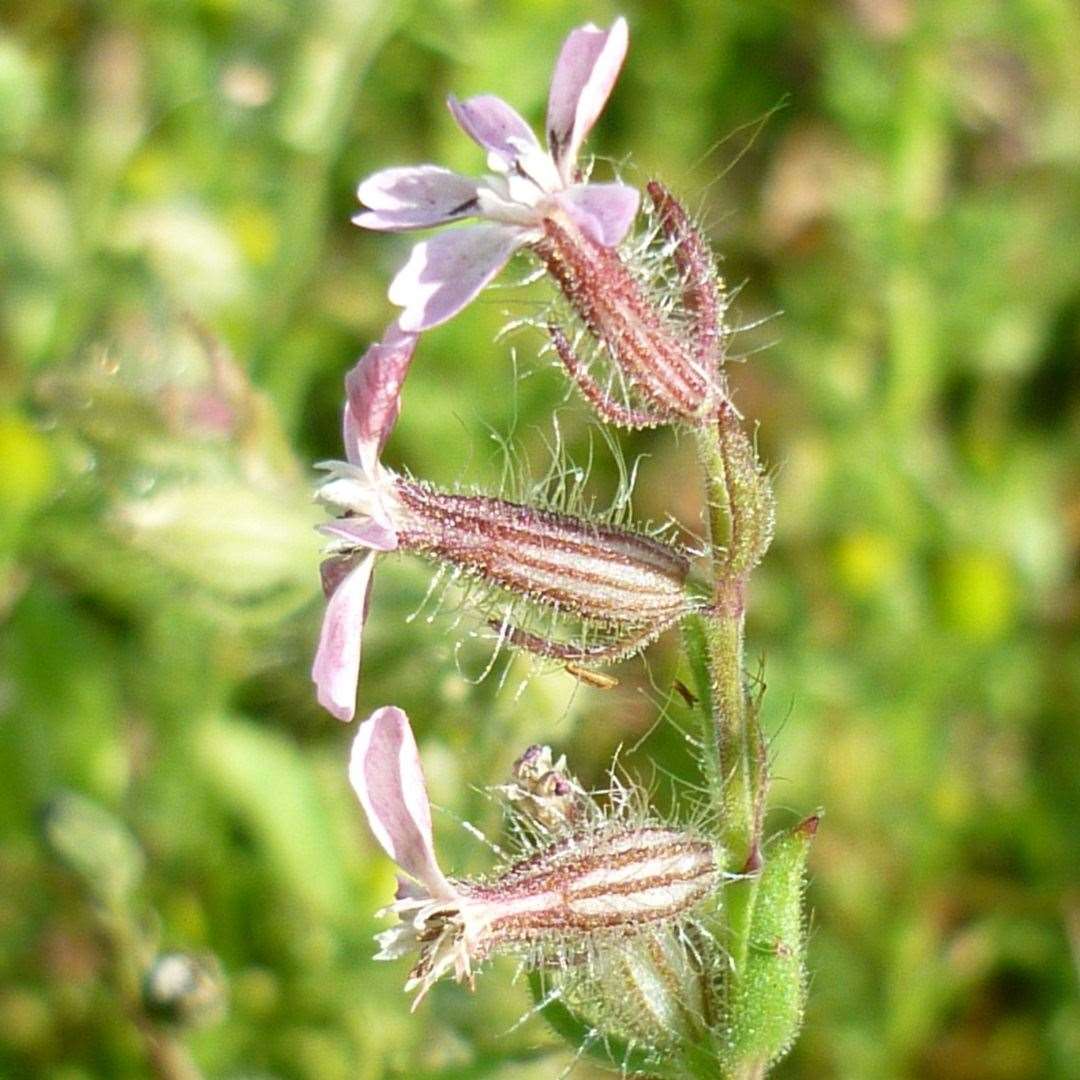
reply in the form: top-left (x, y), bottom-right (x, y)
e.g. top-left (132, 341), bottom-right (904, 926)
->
top-left (0, 0), bottom-right (1078, 1078)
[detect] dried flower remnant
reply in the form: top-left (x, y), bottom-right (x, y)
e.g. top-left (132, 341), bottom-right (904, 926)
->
top-left (350, 708), bottom-right (721, 1010)
top-left (499, 743), bottom-right (590, 833)
top-left (354, 18), bottom-right (638, 332)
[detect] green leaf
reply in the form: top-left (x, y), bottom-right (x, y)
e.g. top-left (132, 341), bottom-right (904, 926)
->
top-left (725, 816), bottom-right (818, 1073)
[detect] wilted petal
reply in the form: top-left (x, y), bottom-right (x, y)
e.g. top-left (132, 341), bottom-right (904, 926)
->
top-left (447, 94), bottom-right (540, 170)
top-left (354, 166), bottom-right (480, 231)
top-left (349, 706), bottom-right (456, 900)
top-left (388, 223), bottom-right (524, 332)
top-left (342, 324), bottom-right (418, 473)
top-left (555, 182), bottom-right (640, 247)
top-left (546, 17), bottom-right (628, 182)
top-left (312, 553), bottom-right (377, 722)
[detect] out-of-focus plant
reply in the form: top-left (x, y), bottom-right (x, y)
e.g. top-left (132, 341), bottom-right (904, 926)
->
top-left (34, 316), bottom-right (320, 629)
top-left (41, 791), bottom-right (226, 1080)
top-left (314, 18), bottom-right (815, 1078)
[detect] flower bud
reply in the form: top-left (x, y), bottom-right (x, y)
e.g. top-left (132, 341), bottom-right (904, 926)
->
top-left (646, 181), bottom-right (725, 370)
top-left (551, 922), bottom-right (722, 1056)
top-left (716, 403), bottom-right (775, 578)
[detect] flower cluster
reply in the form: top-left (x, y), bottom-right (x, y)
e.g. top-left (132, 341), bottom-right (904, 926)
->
top-left (311, 317), bottom-right (702, 721)
top-left (312, 17), bottom-right (720, 722)
top-left (310, 15), bottom-right (813, 1079)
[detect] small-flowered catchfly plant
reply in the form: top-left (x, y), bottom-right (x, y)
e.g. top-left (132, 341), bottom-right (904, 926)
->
top-left (315, 15), bottom-right (817, 1079)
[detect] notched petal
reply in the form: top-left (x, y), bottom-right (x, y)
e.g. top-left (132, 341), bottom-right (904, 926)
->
top-left (312, 554), bottom-right (377, 722)
top-left (319, 518), bottom-right (399, 553)
top-left (342, 324), bottom-right (418, 473)
top-left (348, 707), bottom-right (456, 900)
top-left (447, 94), bottom-right (540, 168)
top-left (546, 17), bottom-right (628, 180)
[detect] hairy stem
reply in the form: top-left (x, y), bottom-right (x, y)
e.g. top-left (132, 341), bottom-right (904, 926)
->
top-left (692, 424), bottom-right (755, 868)
top-left (693, 412), bottom-right (773, 1023)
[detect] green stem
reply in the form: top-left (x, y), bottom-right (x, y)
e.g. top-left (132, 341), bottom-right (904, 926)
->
top-left (702, 600), bottom-right (753, 865)
top-left (692, 425), bottom-right (755, 871)
top-left (692, 414), bottom-right (774, 1019)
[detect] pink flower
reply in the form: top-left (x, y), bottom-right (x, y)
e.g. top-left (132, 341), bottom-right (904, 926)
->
top-left (349, 707), bottom-right (720, 1007)
top-left (311, 324), bottom-right (417, 722)
top-left (354, 17), bottom-right (639, 332)
top-left (316, 434), bottom-right (695, 722)
top-left (348, 706), bottom-right (470, 1006)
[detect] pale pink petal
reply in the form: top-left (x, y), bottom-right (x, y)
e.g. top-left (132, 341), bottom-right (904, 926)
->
top-left (354, 166), bottom-right (480, 231)
top-left (342, 323), bottom-right (418, 473)
top-left (554, 182), bottom-right (640, 247)
top-left (447, 94), bottom-right (540, 169)
top-left (546, 17), bottom-right (628, 182)
top-left (348, 706), bottom-right (456, 900)
top-left (388, 223), bottom-right (524, 332)
top-left (319, 519), bottom-right (398, 552)
top-left (312, 554), bottom-right (377, 723)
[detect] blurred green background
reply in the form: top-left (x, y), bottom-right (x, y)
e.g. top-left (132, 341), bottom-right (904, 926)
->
top-left (1, 1), bottom-right (1078, 1077)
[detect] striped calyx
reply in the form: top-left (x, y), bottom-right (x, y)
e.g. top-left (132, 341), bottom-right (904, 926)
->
top-left (463, 825), bottom-right (716, 945)
top-left (391, 477), bottom-right (696, 662)
top-left (393, 822), bottom-right (719, 1005)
